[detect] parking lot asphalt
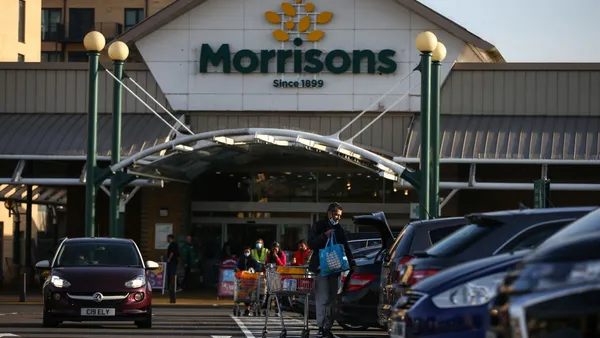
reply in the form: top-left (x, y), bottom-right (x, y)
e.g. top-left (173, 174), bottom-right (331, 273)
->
top-left (0, 305), bottom-right (387, 338)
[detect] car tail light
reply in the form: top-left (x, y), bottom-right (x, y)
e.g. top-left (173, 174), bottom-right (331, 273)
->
top-left (392, 255), bottom-right (414, 281)
top-left (409, 269), bottom-right (439, 285)
top-left (341, 273), bottom-right (376, 292)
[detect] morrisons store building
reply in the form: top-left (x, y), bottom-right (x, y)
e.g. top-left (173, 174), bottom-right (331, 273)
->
top-left (1, 0), bottom-right (599, 282)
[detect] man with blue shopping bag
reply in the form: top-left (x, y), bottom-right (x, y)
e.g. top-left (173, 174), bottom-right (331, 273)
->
top-left (307, 202), bottom-right (356, 338)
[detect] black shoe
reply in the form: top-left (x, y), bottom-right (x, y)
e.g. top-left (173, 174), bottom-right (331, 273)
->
top-left (243, 309), bottom-right (250, 316)
top-left (316, 328), bottom-right (325, 338)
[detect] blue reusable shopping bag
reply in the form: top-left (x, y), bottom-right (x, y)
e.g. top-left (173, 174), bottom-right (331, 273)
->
top-left (319, 232), bottom-right (350, 276)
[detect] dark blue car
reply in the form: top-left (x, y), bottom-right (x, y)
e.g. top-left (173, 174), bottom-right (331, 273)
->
top-left (389, 250), bottom-right (530, 338)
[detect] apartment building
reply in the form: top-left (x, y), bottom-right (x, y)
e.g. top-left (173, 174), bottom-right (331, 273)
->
top-left (41, 0), bottom-right (174, 62)
top-left (0, 0), bottom-right (42, 61)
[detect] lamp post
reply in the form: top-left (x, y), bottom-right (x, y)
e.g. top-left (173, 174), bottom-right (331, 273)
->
top-left (430, 42), bottom-right (447, 218)
top-left (415, 31), bottom-right (438, 220)
top-left (107, 41), bottom-right (129, 238)
top-left (83, 31), bottom-right (106, 238)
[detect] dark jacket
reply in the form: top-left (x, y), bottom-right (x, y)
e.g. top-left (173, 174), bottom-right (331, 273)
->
top-left (307, 219), bottom-right (355, 274)
top-left (236, 256), bottom-right (258, 272)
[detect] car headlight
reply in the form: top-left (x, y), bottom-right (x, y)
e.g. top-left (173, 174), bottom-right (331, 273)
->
top-left (511, 259), bottom-right (600, 293)
top-left (50, 275), bottom-right (71, 288)
top-left (125, 275), bottom-right (147, 288)
top-left (431, 272), bottom-right (506, 308)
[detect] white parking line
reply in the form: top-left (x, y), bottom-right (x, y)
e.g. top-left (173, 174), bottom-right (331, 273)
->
top-left (0, 334), bottom-right (20, 337)
top-left (231, 315), bottom-right (255, 338)
top-left (231, 315), bottom-right (341, 338)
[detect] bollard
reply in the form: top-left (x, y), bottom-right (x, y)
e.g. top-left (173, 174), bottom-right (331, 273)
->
top-left (169, 275), bottom-right (177, 303)
top-left (19, 272), bottom-right (26, 302)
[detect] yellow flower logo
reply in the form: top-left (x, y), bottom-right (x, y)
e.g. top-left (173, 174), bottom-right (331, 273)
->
top-left (265, 0), bottom-right (333, 44)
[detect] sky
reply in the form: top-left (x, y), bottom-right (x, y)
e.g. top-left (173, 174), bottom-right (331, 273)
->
top-left (419, 0), bottom-right (600, 62)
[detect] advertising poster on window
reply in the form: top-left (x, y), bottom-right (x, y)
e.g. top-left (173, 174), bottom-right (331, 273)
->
top-left (146, 262), bottom-right (167, 294)
top-left (155, 223), bottom-right (173, 249)
top-left (217, 257), bottom-right (238, 298)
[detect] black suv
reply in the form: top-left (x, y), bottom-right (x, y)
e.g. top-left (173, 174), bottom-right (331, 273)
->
top-left (399, 207), bottom-right (597, 292)
top-left (490, 207), bottom-right (600, 338)
top-left (377, 216), bottom-right (470, 326)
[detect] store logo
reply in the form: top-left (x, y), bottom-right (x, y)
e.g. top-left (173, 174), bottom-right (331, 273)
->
top-left (198, 0), bottom-right (398, 84)
top-left (264, 0), bottom-right (333, 43)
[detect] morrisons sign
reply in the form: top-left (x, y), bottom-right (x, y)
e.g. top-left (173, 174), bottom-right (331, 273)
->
top-left (198, 43), bottom-right (398, 76)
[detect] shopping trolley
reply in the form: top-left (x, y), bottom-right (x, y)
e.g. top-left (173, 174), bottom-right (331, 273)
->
top-left (233, 269), bottom-right (264, 317)
top-left (262, 264), bottom-right (315, 338)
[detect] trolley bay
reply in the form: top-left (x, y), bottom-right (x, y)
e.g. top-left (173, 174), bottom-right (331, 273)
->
top-left (0, 305), bottom-right (387, 337)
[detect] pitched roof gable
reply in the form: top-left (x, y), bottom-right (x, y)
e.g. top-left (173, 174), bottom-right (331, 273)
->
top-left (117, 0), bottom-right (500, 55)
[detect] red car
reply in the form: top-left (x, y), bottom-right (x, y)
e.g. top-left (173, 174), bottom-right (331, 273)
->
top-left (35, 237), bottom-right (160, 328)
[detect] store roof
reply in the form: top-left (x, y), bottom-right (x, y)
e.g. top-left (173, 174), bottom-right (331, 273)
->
top-left (404, 115), bottom-right (600, 160)
top-left (0, 113), bottom-right (173, 156)
top-left (0, 184), bottom-right (67, 205)
top-left (116, 0), bottom-right (501, 55)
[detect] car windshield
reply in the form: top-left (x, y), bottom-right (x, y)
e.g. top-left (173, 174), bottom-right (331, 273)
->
top-left (55, 242), bottom-right (142, 267)
top-left (425, 223), bottom-right (495, 257)
top-left (537, 208), bottom-right (600, 250)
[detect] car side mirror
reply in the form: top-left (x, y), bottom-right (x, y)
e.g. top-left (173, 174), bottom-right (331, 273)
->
top-left (145, 260), bottom-right (160, 270)
top-left (35, 260), bottom-right (50, 270)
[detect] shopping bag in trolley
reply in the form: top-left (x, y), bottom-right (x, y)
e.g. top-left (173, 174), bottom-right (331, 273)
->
top-left (319, 231), bottom-right (350, 276)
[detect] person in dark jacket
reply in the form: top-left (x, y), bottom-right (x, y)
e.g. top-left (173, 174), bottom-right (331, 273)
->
top-left (307, 202), bottom-right (355, 338)
top-left (235, 247), bottom-right (258, 316)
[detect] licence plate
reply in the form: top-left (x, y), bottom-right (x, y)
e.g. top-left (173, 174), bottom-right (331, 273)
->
top-left (81, 308), bottom-right (115, 316)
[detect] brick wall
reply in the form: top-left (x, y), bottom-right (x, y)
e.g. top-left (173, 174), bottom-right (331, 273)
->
top-left (139, 182), bottom-right (190, 261)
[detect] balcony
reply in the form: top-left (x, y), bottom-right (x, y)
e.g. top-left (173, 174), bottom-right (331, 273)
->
top-left (42, 23), bottom-right (66, 41)
top-left (64, 22), bottom-right (124, 43)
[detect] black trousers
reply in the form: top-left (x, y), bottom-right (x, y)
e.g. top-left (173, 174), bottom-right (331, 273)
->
top-left (182, 266), bottom-right (192, 289)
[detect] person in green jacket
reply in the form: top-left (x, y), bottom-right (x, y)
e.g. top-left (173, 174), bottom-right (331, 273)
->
top-left (180, 235), bottom-right (197, 290)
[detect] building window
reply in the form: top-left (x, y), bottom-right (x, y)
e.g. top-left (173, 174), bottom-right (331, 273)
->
top-left (67, 51), bottom-right (88, 62)
top-left (42, 8), bottom-right (62, 41)
top-left (18, 0), bottom-right (26, 43)
top-left (42, 51), bottom-right (61, 62)
top-left (18, 54), bottom-right (25, 62)
top-left (124, 8), bottom-right (144, 31)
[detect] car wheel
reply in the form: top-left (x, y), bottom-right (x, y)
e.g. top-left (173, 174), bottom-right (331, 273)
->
top-left (337, 321), bottom-right (369, 331)
top-left (42, 311), bottom-right (59, 328)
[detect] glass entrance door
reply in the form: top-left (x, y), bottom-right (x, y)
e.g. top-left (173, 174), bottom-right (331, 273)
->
top-left (226, 224), bottom-right (276, 257)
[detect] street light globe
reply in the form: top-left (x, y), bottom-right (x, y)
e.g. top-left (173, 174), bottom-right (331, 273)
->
top-left (83, 31), bottom-right (106, 52)
top-left (432, 42), bottom-right (447, 62)
top-left (415, 31), bottom-right (438, 53)
top-left (108, 41), bottom-right (130, 61)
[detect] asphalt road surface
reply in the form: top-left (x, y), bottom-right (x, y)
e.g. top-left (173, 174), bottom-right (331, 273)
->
top-left (0, 305), bottom-right (387, 338)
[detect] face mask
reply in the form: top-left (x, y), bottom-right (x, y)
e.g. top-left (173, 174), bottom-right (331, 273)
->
top-left (256, 243), bottom-right (262, 249)
top-left (300, 248), bottom-right (306, 252)
top-left (329, 217), bottom-right (338, 226)
top-left (244, 252), bottom-right (250, 257)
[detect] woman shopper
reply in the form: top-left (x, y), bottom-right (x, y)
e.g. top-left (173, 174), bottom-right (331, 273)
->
top-left (262, 241), bottom-right (287, 315)
top-left (235, 247), bottom-right (259, 316)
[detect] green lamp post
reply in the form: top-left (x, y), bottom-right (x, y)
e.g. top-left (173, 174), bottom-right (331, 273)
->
top-left (83, 31), bottom-right (106, 238)
top-left (415, 31), bottom-right (438, 220)
top-left (430, 42), bottom-right (447, 218)
top-left (107, 40), bottom-right (130, 238)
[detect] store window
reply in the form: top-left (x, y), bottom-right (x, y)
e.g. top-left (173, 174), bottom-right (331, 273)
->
top-left (317, 172), bottom-right (383, 203)
top-left (124, 8), bottom-right (144, 31)
top-left (253, 172), bottom-right (317, 202)
top-left (42, 51), bottom-right (61, 62)
top-left (191, 172), bottom-right (252, 201)
top-left (18, 0), bottom-right (26, 43)
top-left (42, 8), bottom-right (62, 41)
top-left (67, 51), bottom-right (88, 62)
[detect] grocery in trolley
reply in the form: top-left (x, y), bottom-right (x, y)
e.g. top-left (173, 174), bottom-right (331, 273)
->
top-left (233, 268), bottom-right (265, 317)
top-left (262, 264), bottom-right (314, 338)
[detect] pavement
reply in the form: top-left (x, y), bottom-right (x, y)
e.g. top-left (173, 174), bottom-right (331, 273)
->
top-left (0, 305), bottom-right (387, 337)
